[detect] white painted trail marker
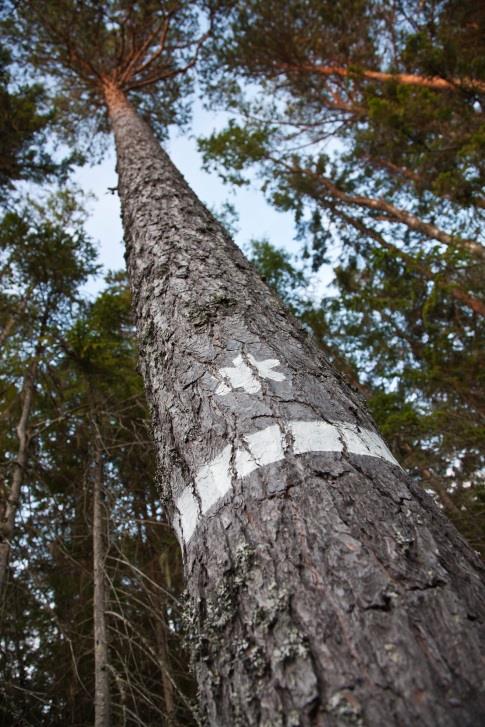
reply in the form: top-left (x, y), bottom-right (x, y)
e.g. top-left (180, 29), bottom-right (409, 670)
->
top-left (216, 354), bottom-right (286, 395)
top-left (174, 419), bottom-right (400, 544)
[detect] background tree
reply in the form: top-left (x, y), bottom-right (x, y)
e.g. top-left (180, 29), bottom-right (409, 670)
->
top-left (61, 274), bottom-right (196, 726)
top-left (0, 192), bottom-right (98, 596)
top-left (1, 273), bottom-right (196, 725)
top-left (0, 7), bottom-right (195, 719)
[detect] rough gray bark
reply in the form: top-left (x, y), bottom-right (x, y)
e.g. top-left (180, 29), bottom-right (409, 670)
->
top-left (104, 83), bottom-right (485, 726)
top-left (93, 436), bottom-right (110, 727)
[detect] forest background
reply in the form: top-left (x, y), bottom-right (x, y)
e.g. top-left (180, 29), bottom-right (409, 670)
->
top-left (0, 1), bottom-right (483, 724)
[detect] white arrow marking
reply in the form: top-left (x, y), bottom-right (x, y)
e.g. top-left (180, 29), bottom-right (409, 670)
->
top-left (174, 420), bottom-right (400, 545)
top-left (215, 354), bottom-right (286, 395)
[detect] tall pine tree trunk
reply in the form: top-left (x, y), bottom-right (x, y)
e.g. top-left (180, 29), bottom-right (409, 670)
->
top-left (103, 83), bottom-right (485, 726)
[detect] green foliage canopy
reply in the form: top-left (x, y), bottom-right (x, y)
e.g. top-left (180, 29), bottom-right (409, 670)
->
top-left (5, 0), bottom-right (218, 144)
top-left (0, 46), bottom-right (62, 200)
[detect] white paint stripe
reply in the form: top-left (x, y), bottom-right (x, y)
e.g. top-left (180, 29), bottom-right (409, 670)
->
top-left (290, 420), bottom-right (343, 455)
top-left (340, 423), bottom-right (396, 463)
top-left (235, 425), bottom-right (285, 477)
top-left (175, 420), bottom-right (400, 543)
top-left (196, 444), bottom-right (232, 512)
top-left (174, 488), bottom-right (199, 546)
top-left (216, 355), bottom-right (259, 395)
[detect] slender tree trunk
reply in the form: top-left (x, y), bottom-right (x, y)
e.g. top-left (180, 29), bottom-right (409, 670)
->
top-left (145, 523), bottom-right (176, 724)
top-left (0, 315), bottom-right (16, 352)
top-left (93, 435), bottom-right (110, 727)
top-left (153, 566), bottom-right (176, 725)
top-left (0, 358), bottom-right (37, 599)
top-left (0, 299), bottom-right (51, 599)
top-left (103, 83), bottom-right (485, 726)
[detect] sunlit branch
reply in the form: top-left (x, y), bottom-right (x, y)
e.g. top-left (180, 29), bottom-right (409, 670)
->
top-left (129, 12), bottom-right (173, 80)
top-left (118, 17), bottom-right (167, 86)
top-left (272, 61), bottom-right (485, 94)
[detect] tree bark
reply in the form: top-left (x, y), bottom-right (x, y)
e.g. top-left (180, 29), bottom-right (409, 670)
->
top-left (103, 83), bottom-right (485, 726)
top-left (93, 435), bottom-right (110, 727)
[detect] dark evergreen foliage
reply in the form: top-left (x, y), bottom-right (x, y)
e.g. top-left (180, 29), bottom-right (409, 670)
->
top-left (0, 263), bottom-right (196, 725)
top-left (0, 46), bottom-right (61, 200)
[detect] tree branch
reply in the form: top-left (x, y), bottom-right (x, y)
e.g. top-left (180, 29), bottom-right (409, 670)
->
top-left (272, 61), bottom-right (485, 94)
top-left (336, 209), bottom-right (485, 317)
top-left (295, 166), bottom-right (485, 259)
top-left (129, 12), bottom-right (173, 80)
top-left (118, 18), bottom-right (166, 86)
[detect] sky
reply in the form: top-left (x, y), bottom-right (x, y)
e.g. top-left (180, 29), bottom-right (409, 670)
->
top-left (73, 99), bottom-right (308, 298)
